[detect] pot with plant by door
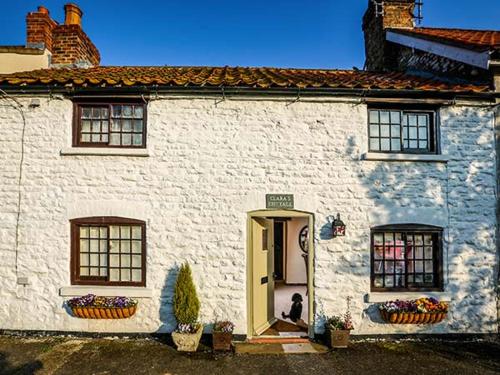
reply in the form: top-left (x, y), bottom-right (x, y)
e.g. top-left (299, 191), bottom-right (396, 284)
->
top-left (212, 320), bottom-right (235, 351)
top-left (324, 296), bottom-right (354, 348)
top-left (171, 262), bottom-right (203, 352)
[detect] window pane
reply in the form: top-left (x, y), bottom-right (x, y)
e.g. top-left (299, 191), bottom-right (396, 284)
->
top-left (384, 276), bottom-right (394, 287)
top-left (112, 105), bottom-right (121, 117)
top-left (133, 134), bottom-right (143, 146)
top-left (80, 267), bottom-right (89, 276)
top-left (391, 139), bottom-right (401, 151)
top-left (121, 269), bottom-right (131, 281)
top-left (80, 239), bottom-right (89, 252)
top-left (380, 111), bottom-right (390, 124)
top-left (132, 269), bottom-right (142, 282)
top-left (111, 119), bottom-right (121, 131)
top-left (132, 255), bottom-right (142, 267)
top-left (418, 127), bottom-right (427, 139)
top-left (374, 276), bottom-right (383, 288)
top-left (424, 260), bottom-right (433, 272)
top-left (391, 125), bottom-right (400, 137)
top-left (90, 239), bottom-right (99, 252)
top-left (110, 268), bottom-right (120, 281)
top-left (90, 268), bottom-right (99, 276)
top-left (134, 106), bottom-right (143, 119)
top-left (80, 253), bottom-right (88, 266)
top-left (81, 133), bottom-right (91, 142)
top-left (390, 111), bottom-right (400, 124)
top-left (408, 115), bottom-right (417, 126)
top-left (110, 254), bottom-right (119, 267)
top-left (82, 120), bottom-right (91, 132)
top-left (415, 261), bottom-right (424, 272)
top-left (131, 226), bottom-right (142, 239)
top-left (100, 254), bottom-right (107, 267)
top-left (90, 254), bottom-right (99, 267)
top-left (123, 106), bottom-right (133, 117)
top-left (122, 133), bottom-right (132, 145)
top-left (122, 119), bottom-right (132, 131)
top-left (380, 125), bottom-right (390, 137)
top-left (132, 240), bottom-right (142, 253)
top-left (109, 240), bottom-right (120, 253)
top-left (82, 108), bottom-right (91, 118)
top-left (102, 120), bottom-right (109, 133)
top-left (369, 125), bottom-right (379, 137)
top-left (121, 241), bottom-right (130, 253)
top-left (110, 133), bottom-right (121, 145)
top-left (133, 120), bottom-right (143, 132)
top-left (121, 226), bottom-right (131, 239)
top-left (369, 110), bottom-right (379, 124)
top-left (110, 226), bottom-right (120, 239)
top-left (380, 139), bottom-right (390, 151)
top-left (100, 268), bottom-right (108, 277)
top-left (80, 227), bottom-right (89, 237)
top-left (374, 261), bottom-right (383, 273)
top-left (121, 255), bottom-right (130, 267)
top-left (369, 138), bottom-right (380, 151)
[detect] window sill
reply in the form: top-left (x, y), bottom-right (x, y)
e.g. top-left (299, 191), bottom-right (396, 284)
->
top-left (59, 286), bottom-right (153, 298)
top-left (60, 148), bottom-right (149, 157)
top-left (362, 152), bottom-right (448, 163)
top-left (367, 292), bottom-right (451, 303)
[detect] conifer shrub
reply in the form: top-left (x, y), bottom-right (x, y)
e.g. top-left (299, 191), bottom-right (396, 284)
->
top-left (173, 262), bottom-right (200, 329)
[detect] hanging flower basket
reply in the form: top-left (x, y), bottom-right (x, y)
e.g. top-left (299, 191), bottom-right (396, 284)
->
top-left (379, 298), bottom-right (448, 324)
top-left (379, 310), bottom-right (447, 324)
top-left (67, 294), bottom-right (138, 319)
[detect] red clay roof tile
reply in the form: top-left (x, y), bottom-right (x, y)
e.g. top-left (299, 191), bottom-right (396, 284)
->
top-left (390, 27), bottom-right (500, 51)
top-left (0, 66), bottom-right (490, 93)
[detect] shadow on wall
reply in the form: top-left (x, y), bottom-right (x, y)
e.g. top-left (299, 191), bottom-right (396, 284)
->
top-left (317, 107), bottom-right (499, 333)
top-left (0, 352), bottom-right (43, 375)
top-left (157, 265), bottom-right (180, 334)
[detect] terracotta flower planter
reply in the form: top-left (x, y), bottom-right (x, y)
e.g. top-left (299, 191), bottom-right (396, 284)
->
top-left (172, 325), bottom-right (203, 352)
top-left (212, 331), bottom-right (233, 351)
top-left (326, 329), bottom-right (350, 348)
top-left (380, 310), bottom-right (447, 324)
top-left (71, 306), bottom-right (137, 319)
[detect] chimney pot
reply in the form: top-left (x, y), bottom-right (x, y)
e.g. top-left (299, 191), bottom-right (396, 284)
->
top-left (64, 3), bottom-right (82, 26)
top-left (37, 6), bottom-right (49, 14)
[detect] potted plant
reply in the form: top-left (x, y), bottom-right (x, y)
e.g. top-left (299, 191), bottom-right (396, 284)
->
top-left (324, 296), bottom-right (354, 348)
top-left (212, 320), bottom-right (235, 351)
top-left (171, 263), bottom-right (202, 352)
top-left (379, 297), bottom-right (448, 324)
top-left (67, 294), bottom-right (137, 319)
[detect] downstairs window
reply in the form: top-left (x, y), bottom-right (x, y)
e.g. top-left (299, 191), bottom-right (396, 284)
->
top-left (71, 217), bottom-right (146, 286)
top-left (371, 225), bottom-right (443, 291)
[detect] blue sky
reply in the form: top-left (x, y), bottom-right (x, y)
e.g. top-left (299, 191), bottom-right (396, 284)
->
top-left (1, 1), bottom-right (498, 69)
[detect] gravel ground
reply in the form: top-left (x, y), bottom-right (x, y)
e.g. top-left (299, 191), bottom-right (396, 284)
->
top-left (0, 335), bottom-right (499, 375)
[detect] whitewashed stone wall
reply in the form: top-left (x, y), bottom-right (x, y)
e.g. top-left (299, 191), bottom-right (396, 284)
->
top-left (0, 96), bottom-right (497, 335)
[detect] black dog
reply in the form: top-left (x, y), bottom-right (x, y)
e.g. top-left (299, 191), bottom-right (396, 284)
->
top-left (282, 293), bottom-right (303, 323)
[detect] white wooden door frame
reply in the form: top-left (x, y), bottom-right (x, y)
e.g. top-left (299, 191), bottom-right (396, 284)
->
top-left (246, 209), bottom-right (315, 339)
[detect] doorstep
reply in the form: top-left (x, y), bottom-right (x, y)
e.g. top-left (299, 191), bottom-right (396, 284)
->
top-left (234, 339), bottom-right (328, 354)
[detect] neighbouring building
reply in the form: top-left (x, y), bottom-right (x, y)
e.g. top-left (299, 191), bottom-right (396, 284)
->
top-left (0, 2), bottom-right (498, 339)
top-left (0, 4), bottom-right (99, 74)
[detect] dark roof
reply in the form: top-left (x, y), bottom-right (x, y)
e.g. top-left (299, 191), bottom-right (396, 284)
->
top-left (0, 66), bottom-right (490, 93)
top-left (389, 27), bottom-right (500, 52)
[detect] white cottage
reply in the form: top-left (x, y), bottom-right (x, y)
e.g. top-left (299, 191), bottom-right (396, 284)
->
top-left (0, 2), bottom-right (498, 340)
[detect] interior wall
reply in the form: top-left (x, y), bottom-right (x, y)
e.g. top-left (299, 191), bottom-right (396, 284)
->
top-left (285, 217), bottom-right (308, 284)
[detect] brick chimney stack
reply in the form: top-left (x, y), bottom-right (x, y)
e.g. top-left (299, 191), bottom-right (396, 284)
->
top-left (26, 6), bottom-right (57, 50)
top-left (362, 0), bottom-right (416, 71)
top-left (25, 3), bottom-right (100, 68)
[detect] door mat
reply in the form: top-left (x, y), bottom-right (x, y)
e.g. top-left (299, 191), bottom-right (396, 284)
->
top-left (234, 341), bottom-right (328, 355)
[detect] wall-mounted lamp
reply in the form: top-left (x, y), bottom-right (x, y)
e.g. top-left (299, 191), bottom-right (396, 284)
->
top-left (331, 213), bottom-right (346, 237)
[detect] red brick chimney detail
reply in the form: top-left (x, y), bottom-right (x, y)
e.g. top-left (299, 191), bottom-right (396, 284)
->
top-left (362, 0), bottom-right (415, 71)
top-left (26, 3), bottom-right (100, 67)
top-left (26, 6), bottom-right (58, 50)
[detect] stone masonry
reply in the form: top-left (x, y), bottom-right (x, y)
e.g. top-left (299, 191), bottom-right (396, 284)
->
top-left (0, 96), bottom-right (497, 335)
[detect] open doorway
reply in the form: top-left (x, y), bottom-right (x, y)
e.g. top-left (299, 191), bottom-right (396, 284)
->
top-left (247, 210), bottom-right (313, 339)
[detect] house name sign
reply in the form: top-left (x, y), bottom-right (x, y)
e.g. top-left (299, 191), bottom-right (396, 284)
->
top-left (266, 194), bottom-right (294, 209)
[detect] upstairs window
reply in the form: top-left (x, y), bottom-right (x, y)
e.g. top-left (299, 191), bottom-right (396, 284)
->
top-left (368, 109), bottom-right (436, 154)
top-left (74, 103), bottom-right (146, 148)
top-left (71, 217), bottom-right (146, 286)
top-left (371, 225), bottom-right (443, 291)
